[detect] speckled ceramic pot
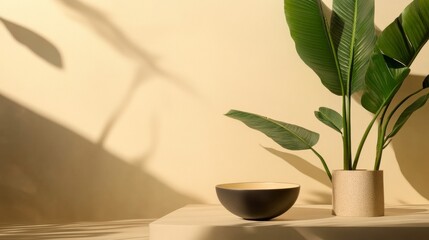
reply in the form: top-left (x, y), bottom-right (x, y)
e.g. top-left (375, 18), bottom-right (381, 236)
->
top-left (332, 170), bottom-right (384, 217)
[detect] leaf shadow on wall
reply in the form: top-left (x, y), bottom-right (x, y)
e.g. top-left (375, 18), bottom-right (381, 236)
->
top-left (0, 17), bottom-right (63, 69)
top-left (55, 0), bottom-right (197, 94)
top-left (55, 0), bottom-right (198, 148)
top-left (387, 74), bottom-right (429, 201)
top-left (263, 147), bottom-right (332, 204)
top-left (0, 94), bottom-right (200, 224)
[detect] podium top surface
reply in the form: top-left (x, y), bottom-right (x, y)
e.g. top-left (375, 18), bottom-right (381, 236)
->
top-left (152, 204), bottom-right (429, 227)
top-left (150, 204), bottom-right (429, 240)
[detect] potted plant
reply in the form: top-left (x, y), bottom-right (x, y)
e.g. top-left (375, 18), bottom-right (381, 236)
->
top-left (226, 0), bottom-right (429, 217)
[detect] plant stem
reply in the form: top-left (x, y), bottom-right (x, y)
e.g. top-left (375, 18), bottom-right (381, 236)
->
top-left (347, 93), bottom-right (353, 169)
top-left (310, 147), bottom-right (332, 181)
top-left (344, 1), bottom-right (358, 171)
top-left (374, 123), bottom-right (385, 170)
top-left (374, 89), bottom-right (424, 170)
top-left (352, 114), bottom-right (377, 169)
top-left (342, 95), bottom-right (352, 170)
top-left (352, 106), bottom-right (384, 169)
top-left (374, 105), bottom-right (389, 170)
top-left (383, 88), bottom-right (423, 140)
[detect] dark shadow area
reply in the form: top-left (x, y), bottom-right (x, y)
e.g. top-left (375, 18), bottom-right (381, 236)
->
top-left (199, 225), bottom-right (308, 240)
top-left (387, 74), bottom-right (429, 200)
top-left (263, 147), bottom-right (331, 188)
top-left (300, 227), bottom-right (429, 240)
top-left (0, 94), bottom-right (200, 224)
top-left (200, 225), bottom-right (429, 240)
top-left (264, 147), bottom-right (332, 204)
top-left (0, 219), bottom-right (150, 240)
top-left (0, 17), bottom-right (63, 69)
top-left (200, 220), bottom-right (429, 240)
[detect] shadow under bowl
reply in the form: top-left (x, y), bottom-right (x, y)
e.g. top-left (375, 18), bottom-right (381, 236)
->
top-left (216, 182), bottom-right (300, 221)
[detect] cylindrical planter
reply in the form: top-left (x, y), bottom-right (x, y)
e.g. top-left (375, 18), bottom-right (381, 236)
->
top-left (332, 170), bottom-right (384, 217)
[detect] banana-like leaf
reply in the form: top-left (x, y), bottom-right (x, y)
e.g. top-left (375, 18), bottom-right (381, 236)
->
top-left (363, 0), bottom-right (429, 114)
top-left (386, 76), bottom-right (429, 139)
top-left (314, 107), bottom-right (343, 133)
top-left (387, 94), bottom-right (429, 140)
top-left (330, 0), bottom-right (376, 93)
top-left (377, 0), bottom-right (429, 67)
top-left (424, 75), bottom-right (429, 88)
top-left (225, 110), bottom-right (319, 150)
top-left (284, 0), bottom-right (376, 95)
top-left (361, 49), bottom-right (410, 114)
top-left (284, 0), bottom-right (341, 95)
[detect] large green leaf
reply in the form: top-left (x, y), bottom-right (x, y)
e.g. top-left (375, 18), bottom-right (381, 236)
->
top-left (284, 0), bottom-right (342, 95)
top-left (387, 94), bottom-right (429, 140)
top-left (284, 0), bottom-right (376, 95)
top-left (225, 110), bottom-right (319, 150)
top-left (314, 107), bottom-right (343, 133)
top-left (386, 76), bottom-right (429, 139)
top-left (330, 0), bottom-right (376, 93)
top-left (361, 49), bottom-right (410, 114)
top-left (377, 0), bottom-right (429, 67)
top-left (363, 0), bottom-right (429, 114)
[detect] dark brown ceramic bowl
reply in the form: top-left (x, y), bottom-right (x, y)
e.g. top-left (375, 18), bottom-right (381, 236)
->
top-left (216, 182), bottom-right (300, 220)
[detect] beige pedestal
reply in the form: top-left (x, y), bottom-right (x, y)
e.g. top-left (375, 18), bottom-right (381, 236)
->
top-left (150, 204), bottom-right (429, 240)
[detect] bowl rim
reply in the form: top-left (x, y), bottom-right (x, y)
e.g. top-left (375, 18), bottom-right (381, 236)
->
top-left (216, 182), bottom-right (300, 190)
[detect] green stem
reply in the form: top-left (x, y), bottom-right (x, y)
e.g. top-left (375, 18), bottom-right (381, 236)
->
top-left (342, 94), bottom-right (352, 170)
top-left (374, 89), bottom-right (424, 170)
top-left (352, 103), bottom-right (387, 169)
top-left (374, 104), bottom-right (389, 170)
top-left (352, 110), bottom-right (379, 169)
top-left (374, 123), bottom-right (386, 170)
top-left (347, 93), bottom-right (352, 170)
top-left (310, 147), bottom-right (332, 181)
top-left (383, 88), bottom-right (423, 140)
top-left (344, 1), bottom-right (358, 171)
top-left (342, 95), bottom-right (347, 169)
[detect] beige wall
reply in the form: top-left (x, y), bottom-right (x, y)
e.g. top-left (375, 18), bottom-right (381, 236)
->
top-left (0, 0), bottom-right (428, 223)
